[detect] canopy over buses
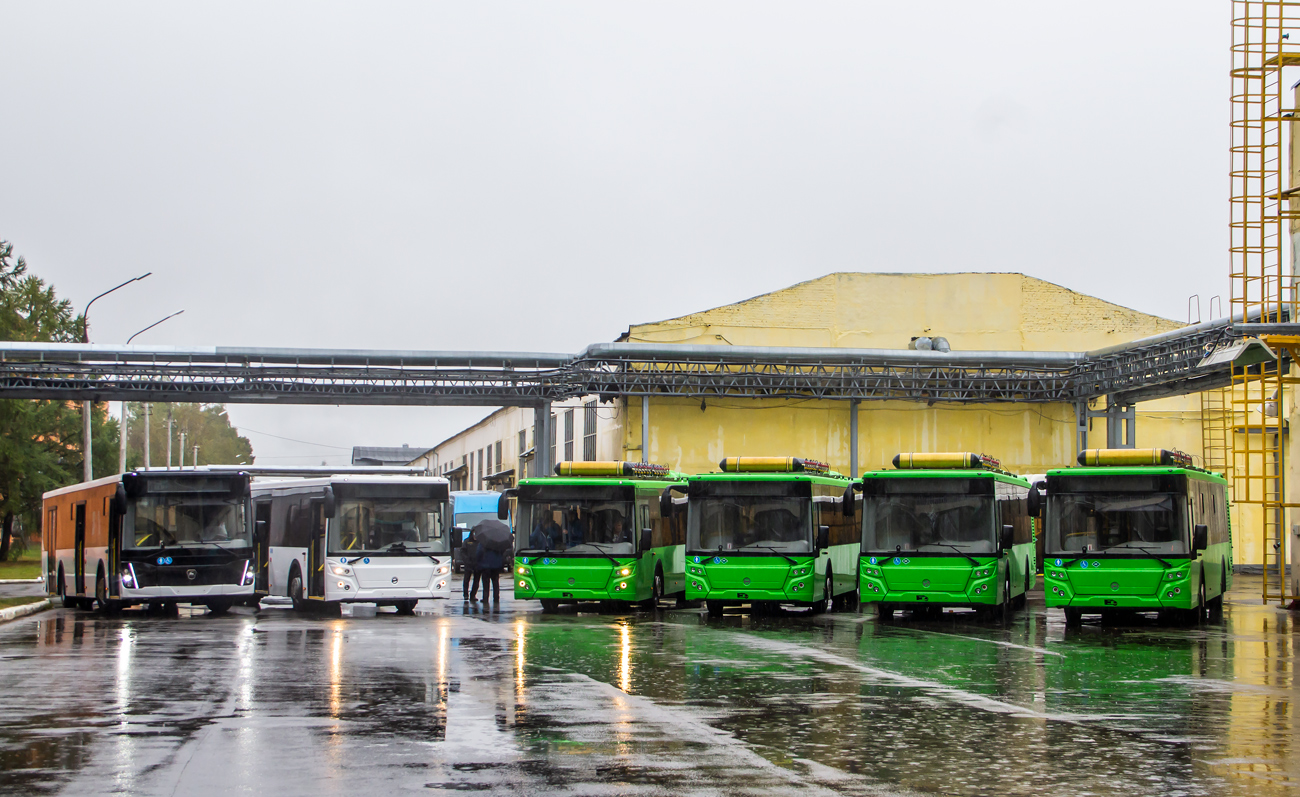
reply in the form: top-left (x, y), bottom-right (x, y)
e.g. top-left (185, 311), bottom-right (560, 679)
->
top-left (856, 452), bottom-right (1036, 621)
top-left (1042, 448), bottom-right (1231, 626)
top-left (684, 455), bottom-right (859, 617)
top-left (510, 461), bottom-right (687, 611)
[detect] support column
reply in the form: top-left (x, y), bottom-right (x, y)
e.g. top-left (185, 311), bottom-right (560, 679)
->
top-left (143, 404), bottom-right (150, 469)
top-left (533, 401), bottom-right (552, 477)
top-left (119, 401), bottom-right (128, 474)
top-left (849, 399), bottom-right (859, 478)
top-left (642, 396), bottom-right (650, 464)
top-left (83, 400), bottom-right (93, 482)
top-left (1076, 401), bottom-right (1088, 456)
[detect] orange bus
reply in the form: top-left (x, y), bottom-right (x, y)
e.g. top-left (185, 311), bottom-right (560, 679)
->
top-left (43, 469), bottom-right (256, 613)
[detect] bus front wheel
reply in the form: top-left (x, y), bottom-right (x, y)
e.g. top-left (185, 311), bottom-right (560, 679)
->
top-left (706, 600), bottom-right (725, 618)
top-left (540, 599), bottom-right (560, 613)
top-left (95, 572), bottom-right (121, 615)
top-left (876, 603), bottom-right (894, 622)
top-left (394, 600), bottom-right (417, 615)
top-left (1064, 607), bottom-right (1083, 628)
top-left (811, 572), bottom-right (832, 615)
top-left (289, 569), bottom-right (306, 612)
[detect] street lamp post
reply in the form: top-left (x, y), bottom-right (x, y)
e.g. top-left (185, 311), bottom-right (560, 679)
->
top-left (119, 310), bottom-right (184, 474)
top-left (81, 272), bottom-right (151, 481)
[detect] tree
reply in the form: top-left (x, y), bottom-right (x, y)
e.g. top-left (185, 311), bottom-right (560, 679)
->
top-left (123, 403), bottom-right (254, 469)
top-left (0, 240), bottom-right (119, 558)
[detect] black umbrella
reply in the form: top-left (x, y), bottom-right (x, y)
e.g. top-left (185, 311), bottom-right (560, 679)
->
top-left (472, 519), bottom-right (513, 553)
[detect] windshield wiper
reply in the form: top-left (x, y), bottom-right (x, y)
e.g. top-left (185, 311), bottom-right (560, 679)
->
top-left (583, 543), bottom-right (622, 565)
top-left (928, 543), bottom-right (980, 566)
top-left (1110, 545), bottom-right (1176, 568)
top-left (745, 545), bottom-right (797, 565)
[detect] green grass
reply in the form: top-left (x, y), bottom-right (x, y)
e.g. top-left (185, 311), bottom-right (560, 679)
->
top-left (0, 596), bottom-right (46, 610)
top-left (0, 560), bottom-right (41, 580)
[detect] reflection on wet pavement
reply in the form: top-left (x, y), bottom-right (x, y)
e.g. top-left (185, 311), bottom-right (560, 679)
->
top-left (0, 576), bottom-right (1293, 795)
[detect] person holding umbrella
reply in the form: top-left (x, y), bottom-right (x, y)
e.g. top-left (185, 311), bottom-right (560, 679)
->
top-left (461, 529), bottom-right (481, 602)
top-left (471, 518), bottom-right (512, 603)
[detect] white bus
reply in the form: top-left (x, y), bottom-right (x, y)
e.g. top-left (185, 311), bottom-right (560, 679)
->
top-left (254, 475), bottom-right (453, 613)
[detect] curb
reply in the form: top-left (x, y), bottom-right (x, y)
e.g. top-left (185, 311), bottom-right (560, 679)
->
top-left (0, 577), bottom-right (43, 585)
top-left (0, 599), bottom-right (51, 624)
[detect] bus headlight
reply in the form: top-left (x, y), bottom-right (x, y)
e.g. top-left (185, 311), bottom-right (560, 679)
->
top-left (616, 581), bottom-right (629, 590)
top-left (619, 567), bottom-right (632, 577)
top-left (437, 566), bottom-right (450, 575)
top-left (437, 580), bottom-right (447, 589)
top-left (242, 561), bottom-right (256, 586)
top-left (120, 564), bottom-right (138, 589)
top-left (517, 566), bottom-right (531, 575)
top-left (518, 580), bottom-right (528, 589)
top-left (330, 565), bottom-right (352, 576)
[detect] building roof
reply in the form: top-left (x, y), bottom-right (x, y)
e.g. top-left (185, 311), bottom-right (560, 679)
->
top-left (618, 272), bottom-right (1180, 353)
top-left (351, 445), bottom-right (429, 466)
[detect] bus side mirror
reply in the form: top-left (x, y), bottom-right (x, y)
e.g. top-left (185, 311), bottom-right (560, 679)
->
top-left (1193, 524), bottom-right (1208, 553)
top-left (254, 519), bottom-right (268, 539)
top-left (322, 486), bottom-right (337, 518)
top-left (660, 488), bottom-right (675, 519)
top-left (1000, 524), bottom-right (1015, 550)
top-left (842, 484), bottom-right (858, 517)
top-left (816, 525), bottom-right (830, 550)
top-left (112, 483), bottom-right (128, 515)
top-left (1027, 485), bottom-right (1042, 516)
top-left (450, 530), bottom-right (461, 550)
top-left (638, 528), bottom-right (652, 554)
top-left (497, 492), bottom-right (510, 521)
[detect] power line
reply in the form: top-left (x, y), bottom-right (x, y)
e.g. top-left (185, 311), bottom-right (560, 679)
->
top-left (235, 426), bottom-right (352, 450)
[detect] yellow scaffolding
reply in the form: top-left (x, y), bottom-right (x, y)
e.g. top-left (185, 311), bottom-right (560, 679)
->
top-left (1230, 1), bottom-right (1300, 604)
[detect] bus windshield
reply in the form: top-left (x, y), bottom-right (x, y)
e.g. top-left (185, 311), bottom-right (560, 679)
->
top-left (861, 479), bottom-right (996, 553)
top-left (330, 498), bottom-right (448, 554)
top-left (127, 496), bottom-right (250, 549)
top-left (1047, 492), bottom-right (1187, 555)
top-left (516, 499), bottom-right (636, 555)
top-left (687, 496), bottom-right (812, 553)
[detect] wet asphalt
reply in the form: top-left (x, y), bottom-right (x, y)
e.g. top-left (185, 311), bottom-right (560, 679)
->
top-left (0, 576), bottom-right (1295, 796)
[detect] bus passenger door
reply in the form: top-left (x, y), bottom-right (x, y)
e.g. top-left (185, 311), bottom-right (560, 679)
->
top-left (74, 503), bottom-right (86, 595)
top-left (308, 501), bottom-right (326, 599)
top-left (44, 507), bottom-right (57, 595)
top-left (638, 501), bottom-right (653, 592)
top-left (107, 495), bottom-right (122, 599)
top-left (254, 501), bottom-right (272, 594)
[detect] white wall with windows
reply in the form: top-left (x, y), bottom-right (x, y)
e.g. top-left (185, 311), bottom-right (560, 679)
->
top-left (408, 397), bottom-right (625, 490)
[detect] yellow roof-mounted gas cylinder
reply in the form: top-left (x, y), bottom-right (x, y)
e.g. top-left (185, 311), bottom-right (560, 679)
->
top-left (1077, 449), bottom-right (1194, 468)
top-left (553, 461), bottom-right (671, 478)
top-left (718, 457), bottom-right (830, 474)
top-left (892, 452), bottom-right (1001, 470)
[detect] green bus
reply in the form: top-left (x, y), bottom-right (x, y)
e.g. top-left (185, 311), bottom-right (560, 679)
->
top-left (509, 461), bottom-right (687, 612)
top-left (681, 457), bottom-right (860, 617)
top-left (1040, 448), bottom-right (1232, 627)
top-left (856, 452), bottom-right (1037, 621)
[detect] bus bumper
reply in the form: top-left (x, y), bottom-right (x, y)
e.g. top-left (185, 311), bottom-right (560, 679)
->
top-left (119, 584), bottom-right (255, 602)
top-left (330, 585), bottom-right (450, 602)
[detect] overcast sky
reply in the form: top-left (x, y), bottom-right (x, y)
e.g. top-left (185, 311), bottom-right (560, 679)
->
top-left (1, 2), bottom-right (1228, 465)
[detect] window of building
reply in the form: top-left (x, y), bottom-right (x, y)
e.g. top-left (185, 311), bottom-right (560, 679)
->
top-left (564, 409), bottom-right (575, 462)
top-left (495, 440), bottom-right (503, 473)
top-left (549, 415), bottom-right (557, 471)
top-left (478, 448), bottom-right (485, 489)
top-left (583, 400), bottom-right (597, 461)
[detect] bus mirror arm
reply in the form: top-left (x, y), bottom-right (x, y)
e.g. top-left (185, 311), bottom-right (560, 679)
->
top-left (816, 525), bottom-right (830, 551)
top-left (497, 489), bottom-right (515, 521)
top-left (1000, 524), bottom-right (1015, 551)
top-left (1027, 485), bottom-right (1043, 516)
top-left (842, 483), bottom-right (861, 517)
top-left (638, 528), bottom-right (652, 555)
top-left (1193, 524), bottom-right (1208, 553)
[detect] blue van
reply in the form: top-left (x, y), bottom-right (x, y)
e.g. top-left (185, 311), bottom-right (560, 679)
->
top-left (450, 491), bottom-right (511, 573)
